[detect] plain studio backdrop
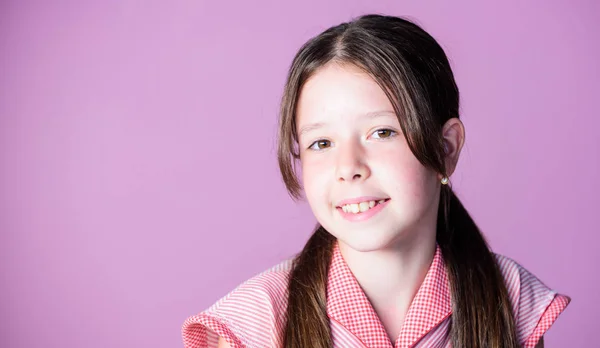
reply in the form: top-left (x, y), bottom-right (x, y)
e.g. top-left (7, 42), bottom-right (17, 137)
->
top-left (1, 1), bottom-right (597, 347)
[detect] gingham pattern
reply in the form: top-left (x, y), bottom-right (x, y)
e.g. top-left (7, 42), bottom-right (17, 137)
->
top-left (327, 243), bottom-right (451, 348)
top-left (181, 260), bottom-right (294, 348)
top-left (493, 253), bottom-right (572, 348)
top-left (182, 240), bottom-right (570, 348)
top-left (523, 295), bottom-right (571, 348)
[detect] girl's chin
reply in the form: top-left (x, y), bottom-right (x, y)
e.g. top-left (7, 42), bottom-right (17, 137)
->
top-left (333, 232), bottom-right (405, 252)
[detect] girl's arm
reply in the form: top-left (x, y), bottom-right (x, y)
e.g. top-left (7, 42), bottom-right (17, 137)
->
top-left (217, 336), bottom-right (232, 348)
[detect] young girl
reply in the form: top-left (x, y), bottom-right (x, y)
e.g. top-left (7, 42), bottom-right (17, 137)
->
top-left (182, 14), bottom-right (570, 348)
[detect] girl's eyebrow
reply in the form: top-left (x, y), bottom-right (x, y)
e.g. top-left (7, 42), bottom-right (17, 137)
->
top-left (364, 110), bottom-right (396, 119)
top-left (298, 122), bottom-right (326, 138)
top-left (298, 110), bottom-right (396, 138)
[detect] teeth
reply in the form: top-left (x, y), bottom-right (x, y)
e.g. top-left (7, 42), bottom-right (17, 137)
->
top-left (341, 200), bottom-right (385, 214)
top-left (359, 202), bottom-right (369, 212)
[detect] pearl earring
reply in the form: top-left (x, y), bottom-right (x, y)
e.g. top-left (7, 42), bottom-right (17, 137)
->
top-left (441, 176), bottom-right (449, 185)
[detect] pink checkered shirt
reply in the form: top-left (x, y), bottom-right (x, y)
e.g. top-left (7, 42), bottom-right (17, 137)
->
top-left (182, 241), bottom-right (570, 347)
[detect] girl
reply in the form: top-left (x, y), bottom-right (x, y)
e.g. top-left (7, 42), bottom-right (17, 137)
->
top-left (182, 14), bottom-right (570, 348)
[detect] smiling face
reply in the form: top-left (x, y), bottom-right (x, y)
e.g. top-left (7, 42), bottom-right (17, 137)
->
top-left (296, 63), bottom-right (441, 252)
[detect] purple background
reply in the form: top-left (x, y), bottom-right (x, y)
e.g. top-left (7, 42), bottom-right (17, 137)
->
top-left (1, 1), bottom-right (597, 347)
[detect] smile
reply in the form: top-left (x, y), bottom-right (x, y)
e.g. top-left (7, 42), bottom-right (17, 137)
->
top-left (340, 199), bottom-right (385, 213)
top-left (336, 198), bottom-right (390, 222)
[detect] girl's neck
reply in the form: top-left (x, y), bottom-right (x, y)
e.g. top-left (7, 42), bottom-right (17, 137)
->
top-left (337, 228), bottom-right (437, 342)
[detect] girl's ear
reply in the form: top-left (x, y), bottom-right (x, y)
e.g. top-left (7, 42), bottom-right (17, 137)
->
top-left (441, 117), bottom-right (465, 177)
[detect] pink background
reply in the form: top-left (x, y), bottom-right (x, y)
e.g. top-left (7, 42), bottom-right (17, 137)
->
top-left (1, 1), bottom-right (597, 347)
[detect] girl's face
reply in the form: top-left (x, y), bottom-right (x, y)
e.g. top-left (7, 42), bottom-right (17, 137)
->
top-left (296, 63), bottom-right (441, 252)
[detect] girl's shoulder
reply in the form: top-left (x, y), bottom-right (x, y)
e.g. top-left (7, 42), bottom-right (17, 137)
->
top-left (181, 256), bottom-right (295, 348)
top-left (181, 252), bottom-right (571, 348)
top-left (492, 252), bottom-right (571, 346)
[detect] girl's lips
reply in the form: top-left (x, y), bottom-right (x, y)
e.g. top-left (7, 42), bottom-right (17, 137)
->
top-left (337, 198), bottom-right (390, 222)
top-left (336, 196), bottom-right (388, 207)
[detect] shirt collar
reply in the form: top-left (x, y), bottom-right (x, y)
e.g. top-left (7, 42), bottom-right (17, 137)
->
top-left (326, 240), bottom-right (452, 348)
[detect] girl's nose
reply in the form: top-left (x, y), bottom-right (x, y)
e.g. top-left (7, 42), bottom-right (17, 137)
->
top-left (335, 142), bottom-right (371, 183)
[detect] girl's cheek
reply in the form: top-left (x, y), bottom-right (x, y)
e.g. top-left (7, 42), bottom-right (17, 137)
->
top-left (301, 153), bottom-right (330, 172)
top-left (302, 156), bottom-right (333, 187)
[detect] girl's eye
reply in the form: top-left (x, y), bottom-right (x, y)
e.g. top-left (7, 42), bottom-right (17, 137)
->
top-left (372, 128), bottom-right (397, 139)
top-left (308, 140), bottom-right (331, 150)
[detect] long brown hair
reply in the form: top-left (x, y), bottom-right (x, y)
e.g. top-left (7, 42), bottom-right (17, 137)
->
top-left (277, 14), bottom-right (518, 347)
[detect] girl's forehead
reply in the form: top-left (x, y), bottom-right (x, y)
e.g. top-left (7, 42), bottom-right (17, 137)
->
top-left (296, 63), bottom-right (394, 124)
